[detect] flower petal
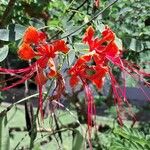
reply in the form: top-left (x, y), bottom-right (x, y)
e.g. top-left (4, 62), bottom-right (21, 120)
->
top-left (47, 58), bottom-right (57, 78)
top-left (70, 75), bottom-right (79, 87)
top-left (102, 26), bottom-right (115, 41)
top-left (35, 69), bottom-right (47, 86)
top-left (23, 26), bottom-right (39, 44)
top-left (18, 43), bottom-right (36, 60)
top-left (53, 40), bottom-right (69, 53)
top-left (105, 42), bottom-right (119, 57)
top-left (83, 26), bottom-right (95, 44)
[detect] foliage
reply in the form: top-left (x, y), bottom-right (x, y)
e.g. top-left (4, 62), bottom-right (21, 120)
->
top-left (104, 0), bottom-right (150, 63)
top-left (1, 103), bottom-right (150, 150)
top-left (0, 0), bottom-right (150, 150)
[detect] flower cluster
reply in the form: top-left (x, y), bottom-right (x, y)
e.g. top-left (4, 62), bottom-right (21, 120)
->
top-left (0, 25), bottom-right (149, 131)
top-left (69, 26), bottom-right (119, 89)
top-left (68, 25), bottom-right (150, 131)
top-left (18, 26), bottom-right (69, 84)
top-left (0, 26), bottom-right (69, 118)
top-left (68, 26), bottom-right (121, 132)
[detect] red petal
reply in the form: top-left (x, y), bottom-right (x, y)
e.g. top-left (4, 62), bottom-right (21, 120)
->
top-left (92, 77), bottom-right (104, 89)
top-left (37, 57), bottom-right (49, 68)
top-left (102, 26), bottom-right (115, 41)
top-left (38, 31), bottom-right (47, 42)
top-left (93, 53), bottom-right (105, 65)
top-left (88, 66), bottom-right (107, 89)
top-left (76, 52), bottom-right (94, 66)
top-left (37, 44), bottom-right (56, 58)
top-left (47, 58), bottom-right (57, 78)
top-left (83, 26), bottom-right (95, 43)
top-left (35, 69), bottom-right (47, 86)
top-left (69, 75), bottom-right (79, 87)
top-left (106, 42), bottom-right (119, 57)
top-left (17, 43), bottom-right (36, 60)
top-left (23, 26), bottom-right (39, 44)
top-left (53, 40), bottom-right (69, 53)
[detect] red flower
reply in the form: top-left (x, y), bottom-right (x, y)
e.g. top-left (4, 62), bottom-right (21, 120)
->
top-left (68, 51), bottom-right (107, 89)
top-left (17, 43), bottom-right (36, 60)
top-left (0, 26), bottom-right (69, 119)
top-left (83, 26), bottom-right (95, 44)
top-left (23, 26), bottom-right (39, 44)
top-left (23, 26), bottom-right (47, 44)
top-left (69, 25), bottom-right (150, 133)
top-left (53, 40), bottom-right (69, 53)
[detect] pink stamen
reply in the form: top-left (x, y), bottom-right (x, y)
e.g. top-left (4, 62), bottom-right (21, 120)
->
top-left (38, 85), bottom-right (44, 119)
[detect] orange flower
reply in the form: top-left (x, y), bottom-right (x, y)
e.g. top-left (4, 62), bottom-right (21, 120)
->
top-left (23, 26), bottom-right (39, 44)
top-left (53, 40), bottom-right (69, 53)
top-left (16, 26), bottom-right (69, 119)
top-left (83, 26), bottom-right (95, 44)
top-left (68, 52), bottom-right (107, 89)
top-left (102, 26), bottom-right (115, 41)
top-left (17, 43), bottom-right (36, 60)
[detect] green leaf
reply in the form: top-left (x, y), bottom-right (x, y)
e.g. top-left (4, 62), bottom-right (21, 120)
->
top-left (118, 7), bottom-right (132, 15)
top-left (74, 43), bottom-right (88, 54)
top-left (67, 49), bottom-right (75, 66)
top-left (144, 41), bottom-right (150, 49)
top-left (13, 24), bottom-right (26, 40)
top-left (129, 38), bottom-right (136, 51)
top-left (96, 22), bottom-right (105, 33)
top-left (72, 130), bottom-right (84, 150)
top-left (0, 45), bottom-right (9, 62)
top-left (0, 24), bottom-right (25, 41)
top-left (115, 37), bottom-right (123, 50)
top-left (33, 144), bottom-right (41, 150)
top-left (0, 116), bottom-right (10, 150)
top-left (113, 127), bottom-right (150, 147)
top-left (29, 18), bottom-right (45, 29)
top-left (0, 105), bottom-right (13, 118)
top-left (0, 29), bottom-right (10, 41)
top-left (61, 26), bottom-right (81, 38)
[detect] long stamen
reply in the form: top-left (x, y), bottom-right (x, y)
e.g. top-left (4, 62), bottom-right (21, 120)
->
top-left (81, 78), bottom-right (95, 138)
top-left (106, 56), bottom-right (150, 101)
top-left (1, 69), bottom-right (35, 91)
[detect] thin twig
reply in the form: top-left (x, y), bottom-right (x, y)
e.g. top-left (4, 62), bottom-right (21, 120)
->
top-left (0, 0), bottom-right (16, 27)
top-left (68, 0), bottom-right (87, 21)
top-left (49, 0), bottom-right (118, 41)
